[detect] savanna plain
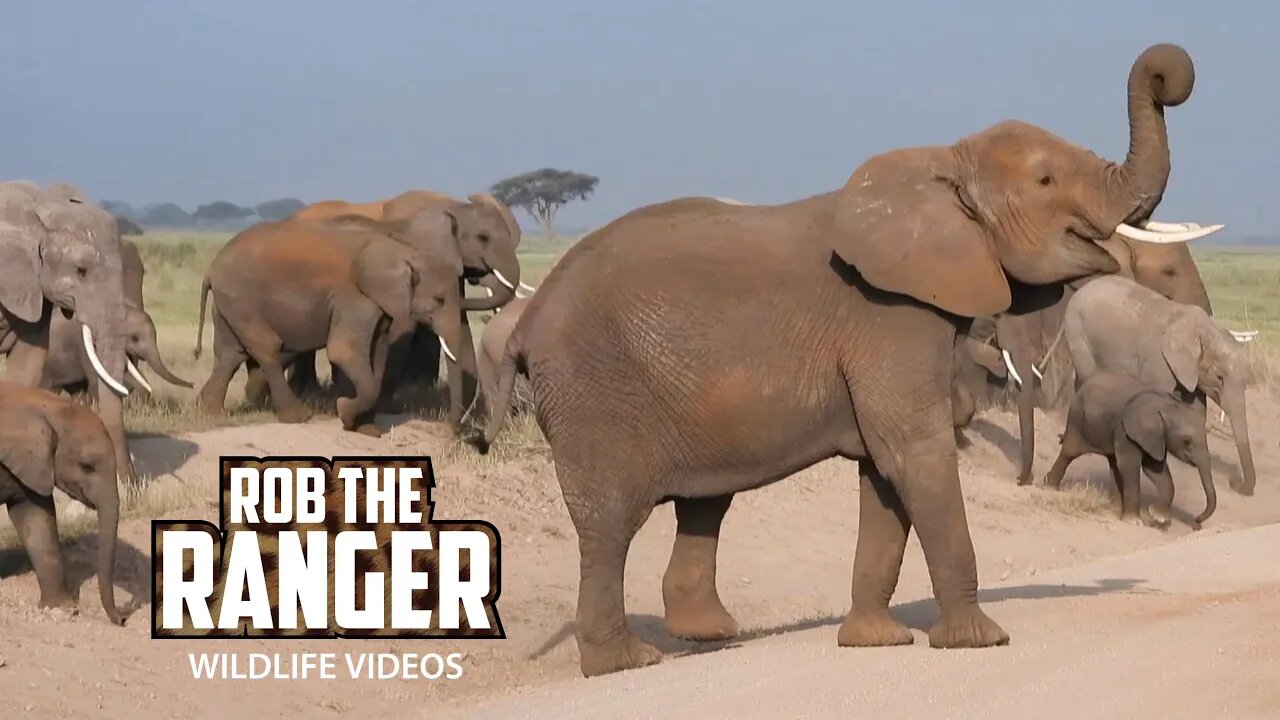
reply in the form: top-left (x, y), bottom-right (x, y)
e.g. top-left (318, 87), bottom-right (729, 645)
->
top-left (1, 233), bottom-right (1279, 719)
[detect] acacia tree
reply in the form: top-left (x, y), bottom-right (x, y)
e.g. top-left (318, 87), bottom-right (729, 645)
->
top-left (489, 168), bottom-right (598, 241)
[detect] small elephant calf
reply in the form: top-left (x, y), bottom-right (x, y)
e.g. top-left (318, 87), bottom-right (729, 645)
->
top-left (1045, 371), bottom-right (1216, 529)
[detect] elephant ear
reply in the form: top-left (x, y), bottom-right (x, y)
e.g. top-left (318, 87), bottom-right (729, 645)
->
top-left (355, 240), bottom-right (416, 322)
top-left (831, 149), bottom-right (1011, 318)
top-left (1161, 311), bottom-right (1203, 392)
top-left (0, 407), bottom-right (56, 496)
top-left (1122, 396), bottom-right (1167, 460)
top-left (0, 204), bottom-right (47, 323)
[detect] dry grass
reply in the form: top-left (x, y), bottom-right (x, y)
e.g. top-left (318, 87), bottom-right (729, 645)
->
top-left (1022, 482), bottom-right (1115, 518)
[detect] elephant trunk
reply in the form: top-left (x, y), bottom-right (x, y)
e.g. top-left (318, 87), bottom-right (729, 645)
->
top-left (95, 478), bottom-right (124, 625)
top-left (80, 298), bottom-right (135, 483)
top-left (1221, 381), bottom-right (1256, 496)
top-left (1191, 442), bottom-right (1217, 528)
top-left (434, 291), bottom-right (479, 431)
top-left (463, 259), bottom-right (521, 312)
top-left (1108, 44), bottom-right (1195, 225)
top-left (133, 312), bottom-right (194, 388)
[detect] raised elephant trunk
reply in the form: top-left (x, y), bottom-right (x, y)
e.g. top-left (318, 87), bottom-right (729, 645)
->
top-left (94, 476), bottom-right (124, 625)
top-left (1220, 379), bottom-right (1256, 496)
top-left (1108, 44), bottom-right (1194, 226)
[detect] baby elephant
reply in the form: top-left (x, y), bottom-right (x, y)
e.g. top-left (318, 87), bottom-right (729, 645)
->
top-left (1045, 372), bottom-right (1216, 529)
top-left (0, 381), bottom-right (124, 623)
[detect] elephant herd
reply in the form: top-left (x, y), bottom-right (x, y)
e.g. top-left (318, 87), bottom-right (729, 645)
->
top-left (0, 42), bottom-right (1266, 679)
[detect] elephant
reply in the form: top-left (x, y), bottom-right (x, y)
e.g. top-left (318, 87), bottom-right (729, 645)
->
top-left (40, 239), bottom-right (192, 396)
top-left (282, 191), bottom-right (527, 415)
top-left (1065, 274), bottom-right (1256, 495)
top-left (0, 381), bottom-right (124, 624)
top-left (474, 295), bottom-right (532, 423)
top-left (471, 44), bottom-right (1203, 677)
top-left (195, 219), bottom-right (468, 436)
top-left (1045, 371), bottom-right (1216, 529)
top-left (0, 181), bottom-right (138, 483)
top-left (953, 222), bottom-right (1223, 485)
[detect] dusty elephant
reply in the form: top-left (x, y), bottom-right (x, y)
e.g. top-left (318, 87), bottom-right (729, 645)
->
top-left (475, 44), bottom-right (1202, 677)
top-left (0, 381), bottom-right (125, 624)
top-left (1046, 371), bottom-right (1216, 529)
top-left (41, 239), bottom-right (191, 396)
top-left (0, 181), bottom-right (138, 483)
top-left (195, 219), bottom-right (468, 436)
top-left (283, 191), bottom-right (526, 413)
top-left (1065, 274), bottom-right (1255, 495)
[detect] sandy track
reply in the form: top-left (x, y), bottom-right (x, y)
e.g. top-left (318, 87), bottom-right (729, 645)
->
top-left (1, 396), bottom-right (1278, 718)
top-left (448, 524), bottom-right (1280, 720)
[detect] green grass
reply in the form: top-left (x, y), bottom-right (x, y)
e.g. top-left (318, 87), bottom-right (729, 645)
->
top-left (1191, 246), bottom-right (1280, 336)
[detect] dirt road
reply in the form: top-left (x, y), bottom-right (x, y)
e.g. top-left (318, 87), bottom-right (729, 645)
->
top-left (1, 397), bottom-right (1278, 718)
top-left (447, 523), bottom-right (1280, 720)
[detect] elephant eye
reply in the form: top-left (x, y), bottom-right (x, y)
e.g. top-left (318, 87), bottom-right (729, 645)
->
top-left (79, 461), bottom-right (94, 473)
top-left (477, 233), bottom-right (491, 244)
top-left (76, 266), bottom-right (89, 280)
top-left (435, 294), bottom-right (446, 304)
top-left (1038, 175), bottom-right (1054, 186)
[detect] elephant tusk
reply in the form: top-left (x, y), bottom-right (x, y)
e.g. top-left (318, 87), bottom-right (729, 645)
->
top-left (126, 359), bottom-right (154, 394)
top-left (1031, 363), bottom-right (1044, 381)
top-left (439, 337), bottom-right (458, 364)
top-left (491, 269), bottom-right (517, 291)
top-left (82, 325), bottom-right (130, 397)
top-left (1115, 222), bottom-right (1224, 244)
top-left (1141, 220), bottom-right (1201, 232)
top-left (1002, 349), bottom-right (1024, 386)
top-left (1230, 330), bottom-right (1259, 342)
top-left (519, 281), bottom-right (538, 294)
top-left (482, 286), bottom-right (494, 298)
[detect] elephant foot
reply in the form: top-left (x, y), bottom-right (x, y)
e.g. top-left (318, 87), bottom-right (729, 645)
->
top-left (577, 633), bottom-right (663, 678)
top-left (837, 609), bottom-right (914, 647)
top-left (276, 405), bottom-right (314, 424)
top-left (927, 606), bottom-right (1009, 649)
top-left (1016, 475), bottom-right (1033, 487)
top-left (38, 592), bottom-right (78, 614)
top-left (1141, 506), bottom-right (1172, 530)
top-left (664, 597), bottom-right (739, 641)
top-left (351, 423), bottom-right (384, 438)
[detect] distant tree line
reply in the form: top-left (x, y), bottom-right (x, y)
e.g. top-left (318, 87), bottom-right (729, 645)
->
top-left (102, 167), bottom-right (601, 236)
top-left (100, 197), bottom-right (307, 230)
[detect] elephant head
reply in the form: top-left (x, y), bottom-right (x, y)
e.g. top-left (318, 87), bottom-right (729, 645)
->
top-left (355, 237), bottom-right (470, 380)
top-left (386, 201), bottom-right (522, 312)
top-left (0, 388), bottom-right (123, 624)
top-left (0, 182), bottom-right (136, 482)
top-left (831, 44), bottom-right (1204, 320)
top-left (1121, 391), bottom-right (1216, 527)
top-left (1095, 236), bottom-right (1213, 313)
top-left (123, 306), bottom-right (193, 392)
top-left (1161, 306), bottom-right (1254, 495)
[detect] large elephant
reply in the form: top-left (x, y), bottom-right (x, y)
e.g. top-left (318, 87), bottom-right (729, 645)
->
top-left (195, 219), bottom-right (468, 436)
top-left (475, 44), bottom-right (1202, 677)
top-left (1064, 274), bottom-right (1256, 495)
top-left (41, 239), bottom-right (191, 396)
top-left (0, 381), bottom-right (124, 624)
top-left (0, 181), bottom-right (137, 483)
top-left (282, 191), bottom-right (526, 421)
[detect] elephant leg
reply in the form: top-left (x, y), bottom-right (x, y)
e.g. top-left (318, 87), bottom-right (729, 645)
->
top-left (286, 350), bottom-right (319, 397)
top-left (1113, 438), bottom-right (1143, 522)
top-left (400, 326), bottom-right (441, 385)
top-left (446, 314), bottom-right (479, 429)
top-left (1044, 405), bottom-right (1087, 490)
top-left (328, 303), bottom-right (385, 436)
top-left (197, 309), bottom-right (247, 416)
top-left (838, 461), bottom-right (914, 647)
top-left (560, 463), bottom-right (661, 677)
top-left (7, 496), bottom-right (75, 610)
top-left (662, 493), bottom-right (738, 641)
top-left (242, 359), bottom-right (269, 408)
top-left (1140, 460), bottom-right (1174, 529)
top-left (376, 327), bottom-right (416, 413)
top-left (1016, 353), bottom-right (1036, 485)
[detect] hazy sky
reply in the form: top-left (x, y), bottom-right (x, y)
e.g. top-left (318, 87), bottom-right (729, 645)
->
top-left (2, 1), bottom-right (1276, 235)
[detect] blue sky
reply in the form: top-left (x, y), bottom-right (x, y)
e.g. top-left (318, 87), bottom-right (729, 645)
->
top-left (2, 1), bottom-right (1275, 235)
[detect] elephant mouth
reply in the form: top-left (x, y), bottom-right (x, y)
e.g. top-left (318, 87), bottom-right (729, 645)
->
top-left (61, 306), bottom-right (74, 320)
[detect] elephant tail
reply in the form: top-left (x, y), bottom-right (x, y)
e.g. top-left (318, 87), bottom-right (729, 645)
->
top-left (471, 328), bottom-right (525, 455)
top-left (194, 275), bottom-right (211, 359)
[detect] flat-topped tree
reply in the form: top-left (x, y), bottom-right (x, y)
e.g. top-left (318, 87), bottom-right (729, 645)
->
top-left (490, 168), bottom-right (598, 241)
